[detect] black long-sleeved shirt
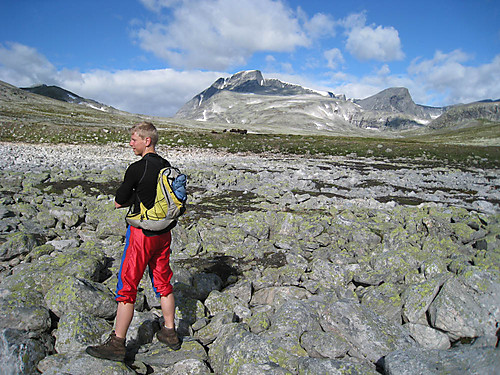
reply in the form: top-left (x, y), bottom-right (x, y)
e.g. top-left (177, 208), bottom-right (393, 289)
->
top-left (115, 153), bottom-right (171, 234)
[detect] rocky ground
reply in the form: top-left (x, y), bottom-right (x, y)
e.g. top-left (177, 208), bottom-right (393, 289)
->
top-left (0, 141), bottom-right (499, 374)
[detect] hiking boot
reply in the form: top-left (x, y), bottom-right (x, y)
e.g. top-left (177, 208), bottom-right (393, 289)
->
top-left (157, 326), bottom-right (181, 350)
top-left (85, 331), bottom-right (126, 361)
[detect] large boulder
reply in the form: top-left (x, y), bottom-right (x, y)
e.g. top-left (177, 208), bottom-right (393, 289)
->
top-left (383, 346), bottom-right (500, 375)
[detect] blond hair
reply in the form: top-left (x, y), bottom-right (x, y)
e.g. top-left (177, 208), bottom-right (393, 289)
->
top-left (130, 121), bottom-right (158, 146)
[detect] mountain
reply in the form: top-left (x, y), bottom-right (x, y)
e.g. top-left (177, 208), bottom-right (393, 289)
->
top-left (354, 87), bottom-right (443, 119)
top-left (175, 70), bottom-right (500, 135)
top-left (175, 70), bottom-right (450, 133)
top-left (21, 84), bottom-right (117, 113)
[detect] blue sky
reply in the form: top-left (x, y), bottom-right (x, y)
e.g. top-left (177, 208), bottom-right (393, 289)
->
top-left (0, 0), bottom-right (499, 117)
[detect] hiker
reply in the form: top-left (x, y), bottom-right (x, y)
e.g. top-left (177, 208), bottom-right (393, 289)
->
top-left (86, 121), bottom-right (181, 362)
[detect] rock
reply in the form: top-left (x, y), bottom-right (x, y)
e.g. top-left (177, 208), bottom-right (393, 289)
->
top-left (44, 276), bottom-right (116, 319)
top-left (300, 330), bottom-right (350, 359)
top-left (237, 362), bottom-right (293, 374)
top-left (1, 143), bottom-right (500, 373)
top-left (318, 299), bottom-right (416, 363)
top-left (0, 232), bottom-right (38, 261)
top-left (428, 276), bottom-right (497, 340)
top-left (0, 328), bottom-right (48, 375)
top-left (165, 358), bottom-right (213, 375)
top-left (209, 323), bottom-right (275, 375)
top-left (250, 286), bottom-right (311, 307)
top-left (383, 346), bottom-right (500, 375)
top-left (297, 357), bottom-right (379, 375)
top-left (135, 339), bottom-right (208, 368)
top-left (405, 323), bottom-right (450, 349)
top-left (401, 275), bottom-right (448, 323)
top-left (195, 311), bottom-right (236, 345)
top-left (361, 282), bottom-right (403, 324)
top-left (204, 290), bottom-right (243, 316)
top-left (191, 272), bottom-right (223, 300)
top-left (39, 352), bottom-right (136, 375)
top-left (0, 288), bottom-right (52, 333)
top-left (53, 311), bottom-right (112, 353)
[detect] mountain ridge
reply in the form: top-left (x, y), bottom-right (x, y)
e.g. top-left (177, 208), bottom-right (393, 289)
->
top-left (175, 70), bottom-right (500, 134)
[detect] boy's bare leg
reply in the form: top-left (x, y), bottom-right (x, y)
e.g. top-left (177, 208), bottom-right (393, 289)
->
top-left (160, 293), bottom-right (176, 328)
top-left (115, 302), bottom-right (135, 338)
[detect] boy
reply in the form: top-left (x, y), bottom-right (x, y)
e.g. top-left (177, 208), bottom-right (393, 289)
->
top-left (86, 122), bottom-right (180, 362)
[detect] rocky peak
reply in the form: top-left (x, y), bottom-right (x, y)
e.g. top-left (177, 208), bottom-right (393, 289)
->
top-left (356, 87), bottom-right (414, 113)
top-left (355, 87), bottom-right (441, 119)
top-left (214, 70), bottom-right (265, 91)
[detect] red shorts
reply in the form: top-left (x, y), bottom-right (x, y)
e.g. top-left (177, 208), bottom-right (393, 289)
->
top-left (116, 226), bottom-right (173, 304)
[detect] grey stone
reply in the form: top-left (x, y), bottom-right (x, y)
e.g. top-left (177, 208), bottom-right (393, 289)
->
top-left (209, 323), bottom-right (274, 375)
top-left (428, 276), bottom-right (496, 340)
top-left (0, 232), bottom-right (38, 261)
top-left (39, 352), bottom-right (135, 375)
top-left (319, 300), bottom-right (416, 363)
top-left (297, 357), bottom-right (379, 375)
top-left (195, 311), bottom-right (236, 345)
top-left (135, 339), bottom-right (208, 368)
top-left (250, 286), bottom-right (311, 307)
top-left (405, 323), bottom-right (450, 349)
top-left (300, 330), bottom-right (350, 359)
top-left (44, 276), bottom-right (116, 319)
top-left (237, 362), bottom-right (293, 374)
top-left (53, 311), bottom-right (112, 353)
top-left (192, 272), bottom-right (223, 300)
top-left (0, 328), bottom-right (48, 375)
top-left (402, 275), bottom-right (447, 323)
top-left (383, 346), bottom-right (500, 375)
top-left (167, 358), bottom-right (212, 375)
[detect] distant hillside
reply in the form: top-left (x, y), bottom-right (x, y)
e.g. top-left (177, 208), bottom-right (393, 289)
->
top-left (21, 84), bottom-right (117, 113)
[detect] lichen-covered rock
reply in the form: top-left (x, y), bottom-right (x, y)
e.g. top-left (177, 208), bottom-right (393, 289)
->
top-left (401, 275), bottom-right (448, 323)
top-left (361, 282), bottom-right (403, 324)
top-left (53, 311), bottom-right (112, 353)
top-left (297, 357), bottom-right (379, 375)
top-left (191, 272), bottom-right (223, 301)
top-left (39, 352), bottom-right (135, 375)
top-left (0, 232), bottom-right (38, 261)
top-left (44, 276), bottom-right (116, 319)
top-left (135, 339), bottom-right (208, 368)
top-left (209, 323), bottom-right (274, 375)
top-left (0, 287), bottom-right (52, 334)
top-left (428, 275), bottom-right (498, 340)
top-left (1, 246), bottom-right (108, 297)
top-left (404, 323), bottom-right (450, 349)
top-left (204, 290), bottom-right (242, 316)
top-left (383, 346), bottom-right (500, 375)
top-left (250, 286), bottom-right (311, 307)
top-left (318, 299), bottom-right (416, 363)
top-left (0, 328), bottom-right (48, 375)
top-left (195, 311), bottom-right (236, 345)
top-left (300, 330), bottom-right (350, 359)
top-left (165, 358), bottom-right (213, 375)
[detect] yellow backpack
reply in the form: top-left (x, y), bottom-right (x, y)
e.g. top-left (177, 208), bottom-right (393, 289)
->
top-left (126, 166), bottom-right (187, 231)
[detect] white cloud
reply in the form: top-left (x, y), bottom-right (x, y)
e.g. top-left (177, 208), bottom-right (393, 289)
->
top-left (340, 11), bottom-right (404, 62)
top-left (303, 12), bottom-right (336, 39)
top-left (65, 68), bottom-right (224, 117)
top-left (346, 24), bottom-right (404, 62)
top-left (0, 42), bottom-right (59, 86)
top-left (0, 42), bottom-right (223, 116)
top-left (139, 0), bottom-right (182, 13)
top-left (324, 48), bottom-right (344, 70)
top-left (135, 0), bottom-right (310, 70)
top-left (408, 50), bottom-right (500, 105)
